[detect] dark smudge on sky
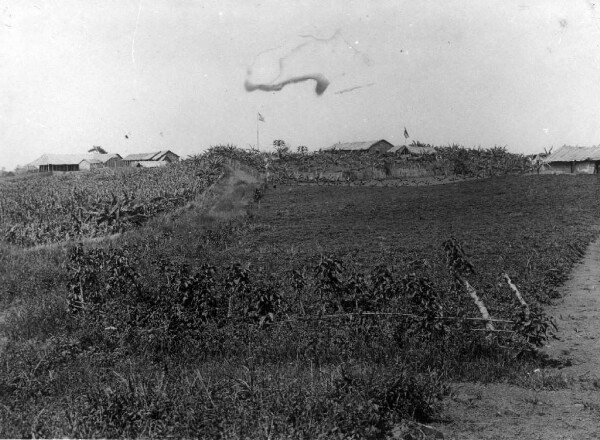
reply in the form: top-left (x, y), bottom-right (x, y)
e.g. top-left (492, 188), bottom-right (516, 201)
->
top-left (245, 74), bottom-right (330, 95)
top-left (244, 31), bottom-right (372, 96)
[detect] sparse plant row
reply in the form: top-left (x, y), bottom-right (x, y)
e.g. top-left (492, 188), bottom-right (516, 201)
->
top-left (0, 159), bottom-right (223, 247)
top-left (64, 238), bottom-right (555, 358)
top-left (11, 236), bottom-right (545, 438)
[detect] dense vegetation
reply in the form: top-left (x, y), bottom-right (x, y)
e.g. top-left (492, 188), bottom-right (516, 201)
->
top-left (0, 157), bottom-right (222, 247)
top-left (0, 148), bottom-right (599, 438)
top-left (207, 143), bottom-right (532, 184)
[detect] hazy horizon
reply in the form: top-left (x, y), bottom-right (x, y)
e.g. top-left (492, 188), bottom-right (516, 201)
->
top-left (2, 0), bottom-right (600, 170)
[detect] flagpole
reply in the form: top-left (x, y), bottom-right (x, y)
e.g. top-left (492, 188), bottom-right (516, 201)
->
top-left (257, 112), bottom-right (265, 150)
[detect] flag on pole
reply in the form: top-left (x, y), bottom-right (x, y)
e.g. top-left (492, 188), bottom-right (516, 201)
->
top-left (403, 127), bottom-right (410, 139)
top-left (257, 112), bottom-right (265, 122)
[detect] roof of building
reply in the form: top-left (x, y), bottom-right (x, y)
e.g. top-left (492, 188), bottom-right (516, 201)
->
top-left (325, 140), bottom-right (393, 151)
top-left (545, 146), bottom-right (600, 162)
top-left (407, 145), bottom-right (436, 155)
top-left (387, 145), bottom-right (405, 153)
top-left (388, 145), bottom-right (437, 154)
top-left (123, 150), bottom-right (178, 161)
top-left (29, 153), bottom-right (121, 166)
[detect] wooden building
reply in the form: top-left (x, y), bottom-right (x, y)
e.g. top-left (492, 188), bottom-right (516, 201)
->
top-left (122, 150), bottom-right (180, 167)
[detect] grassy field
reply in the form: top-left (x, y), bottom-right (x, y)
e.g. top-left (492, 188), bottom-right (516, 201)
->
top-left (1, 165), bottom-right (600, 438)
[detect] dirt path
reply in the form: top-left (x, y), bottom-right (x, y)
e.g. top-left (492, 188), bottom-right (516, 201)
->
top-left (432, 238), bottom-right (600, 439)
top-left (200, 166), bottom-right (261, 219)
top-left (543, 237), bottom-right (600, 379)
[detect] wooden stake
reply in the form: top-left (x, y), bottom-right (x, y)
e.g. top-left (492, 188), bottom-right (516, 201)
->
top-left (462, 279), bottom-right (495, 331)
top-left (504, 273), bottom-right (530, 321)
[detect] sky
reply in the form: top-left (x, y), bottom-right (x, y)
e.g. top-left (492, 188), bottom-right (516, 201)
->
top-left (2, 0), bottom-right (600, 170)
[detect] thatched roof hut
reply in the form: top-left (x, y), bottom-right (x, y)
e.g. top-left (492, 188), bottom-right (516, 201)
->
top-left (545, 146), bottom-right (600, 174)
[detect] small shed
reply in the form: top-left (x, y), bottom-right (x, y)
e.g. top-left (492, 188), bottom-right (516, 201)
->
top-left (122, 150), bottom-right (180, 167)
top-left (325, 140), bottom-right (394, 154)
top-left (79, 158), bottom-right (103, 171)
top-left (544, 146), bottom-right (600, 174)
top-left (80, 154), bottom-right (123, 170)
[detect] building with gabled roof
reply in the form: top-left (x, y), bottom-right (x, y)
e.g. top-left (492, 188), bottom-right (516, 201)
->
top-left (545, 146), bottom-right (600, 174)
top-left (324, 140), bottom-right (393, 154)
top-left (122, 150), bottom-right (180, 167)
